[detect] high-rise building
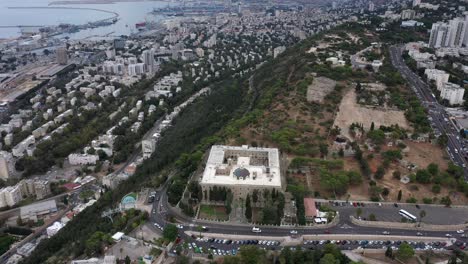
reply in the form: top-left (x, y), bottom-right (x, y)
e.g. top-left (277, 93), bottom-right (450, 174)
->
top-left (447, 17), bottom-right (467, 47)
top-left (142, 49), bottom-right (155, 73)
top-left (368, 2), bottom-right (375, 12)
top-left (332, 1), bottom-right (337, 9)
top-left (128, 63), bottom-right (145, 76)
top-left (429, 16), bottom-right (468, 48)
top-left (428, 22), bottom-right (450, 48)
top-left (412, 0), bottom-right (421, 7)
top-left (56, 47), bottom-right (68, 65)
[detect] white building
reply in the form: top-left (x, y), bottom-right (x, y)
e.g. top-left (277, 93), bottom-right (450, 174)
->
top-left (142, 49), bottom-right (156, 73)
top-left (429, 16), bottom-right (468, 48)
top-left (0, 185), bottom-right (22, 207)
top-left (142, 139), bottom-right (156, 159)
top-left (401, 9), bottom-right (416, 20)
top-left (46, 221), bottom-right (64, 237)
top-left (412, 0), bottom-right (421, 7)
top-left (68, 153), bottom-right (99, 166)
top-left (441, 82), bottom-right (465, 105)
top-left (424, 69), bottom-right (450, 90)
top-left (200, 145), bottom-right (283, 202)
top-left (0, 151), bottom-right (15, 180)
top-left (128, 63), bottom-right (145, 76)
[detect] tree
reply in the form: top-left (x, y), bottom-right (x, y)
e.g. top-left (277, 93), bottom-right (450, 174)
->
top-left (374, 166), bottom-right (385, 179)
top-left (320, 253), bottom-right (338, 264)
top-left (393, 170), bottom-right (401, 180)
top-left (319, 144), bottom-right (329, 157)
top-left (416, 169), bottom-right (432, 183)
top-left (419, 210), bottom-right (426, 227)
top-left (441, 196), bottom-right (452, 207)
top-left (370, 122), bottom-right (375, 131)
top-left (368, 214), bottom-right (377, 221)
top-left (427, 163), bottom-right (439, 176)
top-left (245, 194), bottom-right (252, 221)
top-left (397, 242), bottom-right (415, 261)
top-left (431, 184), bottom-right (441, 194)
top-left (385, 246), bottom-right (394, 259)
top-left (356, 208), bottom-right (362, 218)
top-left (163, 224), bottom-right (178, 241)
top-left (437, 133), bottom-right (448, 147)
top-left (397, 190), bottom-right (402, 201)
top-left (16, 216), bottom-right (23, 226)
top-left (252, 189), bottom-right (259, 204)
top-left (124, 256), bottom-right (131, 264)
top-left (239, 245), bottom-right (266, 264)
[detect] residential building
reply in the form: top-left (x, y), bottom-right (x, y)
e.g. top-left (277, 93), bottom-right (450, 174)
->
top-left (425, 69), bottom-right (450, 90)
top-left (412, 0), bottom-right (421, 7)
top-left (56, 47), bottom-right (68, 65)
top-left (429, 16), bottom-right (468, 48)
top-left (0, 151), bottom-right (15, 180)
top-left (200, 145), bottom-right (283, 203)
top-left (441, 82), bottom-right (465, 105)
top-left (68, 153), bottom-right (99, 166)
top-left (142, 139), bottom-right (156, 159)
top-left (142, 49), bottom-right (155, 73)
top-left (128, 63), bottom-right (145, 76)
top-left (401, 9), bottom-right (415, 20)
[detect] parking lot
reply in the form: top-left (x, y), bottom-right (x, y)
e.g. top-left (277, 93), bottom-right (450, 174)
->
top-left (324, 201), bottom-right (468, 225)
top-left (174, 235), bottom-right (467, 257)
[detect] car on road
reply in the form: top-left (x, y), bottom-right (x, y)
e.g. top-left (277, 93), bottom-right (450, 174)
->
top-left (415, 204), bottom-right (420, 209)
top-left (290, 230), bottom-right (298, 234)
top-left (252, 227), bottom-right (261, 233)
top-left (393, 203), bottom-right (398, 207)
top-left (456, 230), bottom-right (465, 234)
top-left (416, 232), bottom-right (423, 236)
top-left (176, 224), bottom-right (184, 229)
top-left (382, 231), bottom-right (390, 235)
top-left (445, 234), bottom-right (452, 237)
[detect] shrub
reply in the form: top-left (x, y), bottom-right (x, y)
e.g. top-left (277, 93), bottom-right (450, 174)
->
top-left (431, 184), bottom-right (441, 194)
top-left (406, 197), bottom-right (417, 203)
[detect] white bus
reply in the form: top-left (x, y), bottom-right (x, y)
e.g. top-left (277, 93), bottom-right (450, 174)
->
top-left (399, 209), bottom-right (417, 221)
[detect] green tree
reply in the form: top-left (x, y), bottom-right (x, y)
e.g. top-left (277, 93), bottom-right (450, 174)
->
top-left (397, 242), bottom-right (415, 261)
top-left (163, 224), bottom-right (178, 241)
top-left (385, 246), bottom-right (394, 259)
top-left (245, 194), bottom-right (252, 221)
top-left (431, 184), bottom-right (441, 194)
top-left (124, 256), bottom-right (131, 264)
top-left (320, 253), bottom-right (338, 264)
top-left (437, 133), bottom-right (448, 146)
top-left (397, 190), bottom-right (402, 201)
top-left (356, 208), bottom-right (362, 218)
top-left (374, 166), bottom-right (385, 180)
top-left (416, 169), bottom-right (432, 183)
top-left (418, 210), bottom-right (426, 227)
top-left (368, 214), bottom-right (377, 221)
top-left (440, 196), bottom-right (452, 207)
top-left (427, 163), bottom-right (439, 176)
top-left (370, 122), bottom-right (375, 131)
top-left (239, 245), bottom-right (266, 264)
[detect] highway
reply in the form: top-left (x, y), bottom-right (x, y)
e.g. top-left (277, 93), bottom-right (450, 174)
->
top-left (389, 45), bottom-right (468, 181)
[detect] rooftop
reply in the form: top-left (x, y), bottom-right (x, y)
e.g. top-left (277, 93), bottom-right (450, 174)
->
top-left (200, 145), bottom-right (281, 188)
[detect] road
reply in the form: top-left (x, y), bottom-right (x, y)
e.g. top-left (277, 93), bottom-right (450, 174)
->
top-left (389, 45), bottom-right (468, 181)
top-left (145, 182), bottom-right (467, 255)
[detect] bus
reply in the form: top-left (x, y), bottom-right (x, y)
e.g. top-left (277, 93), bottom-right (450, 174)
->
top-left (399, 209), bottom-right (417, 222)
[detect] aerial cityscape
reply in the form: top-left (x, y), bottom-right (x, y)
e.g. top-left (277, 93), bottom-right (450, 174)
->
top-left (0, 0), bottom-right (467, 263)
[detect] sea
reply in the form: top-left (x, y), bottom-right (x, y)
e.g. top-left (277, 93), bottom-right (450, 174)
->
top-left (0, 0), bottom-right (175, 40)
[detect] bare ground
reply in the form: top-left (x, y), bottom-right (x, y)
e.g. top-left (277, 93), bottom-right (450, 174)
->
top-left (334, 89), bottom-right (410, 140)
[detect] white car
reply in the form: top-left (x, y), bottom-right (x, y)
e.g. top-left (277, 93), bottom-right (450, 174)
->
top-left (176, 224), bottom-right (184, 229)
top-left (382, 231), bottom-right (390, 235)
top-left (456, 230), bottom-right (465, 234)
top-left (252, 227), bottom-right (261, 233)
top-left (445, 234), bottom-right (452, 237)
top-left (416, 232), bottom-right (423, 236)
top-left (290, 230), bottom-right (298, 234)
